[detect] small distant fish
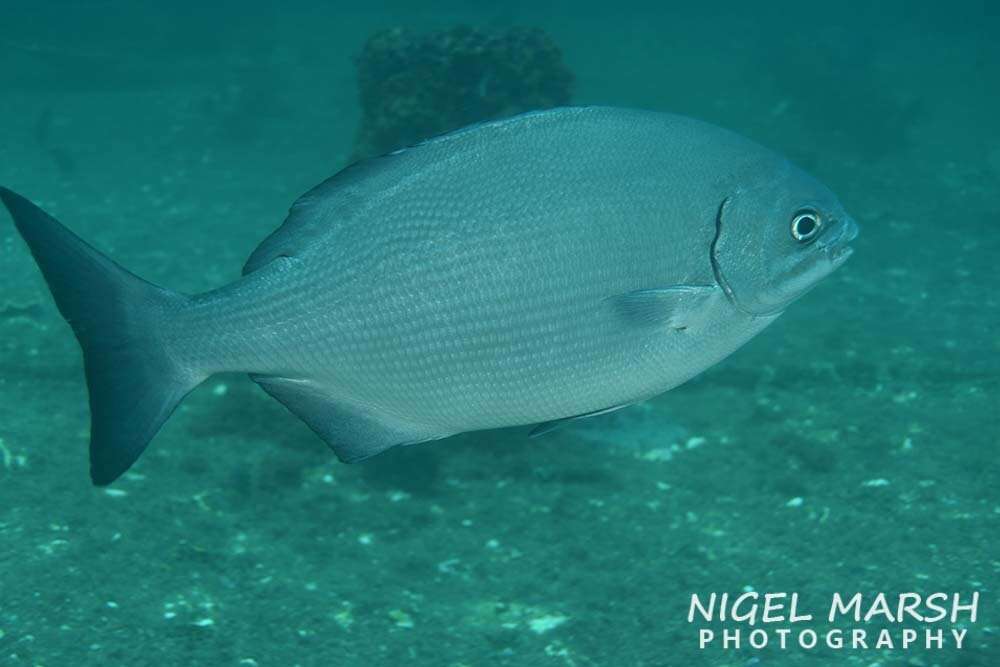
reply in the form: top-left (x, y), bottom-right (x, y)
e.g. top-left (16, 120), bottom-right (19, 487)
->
top-left (0, 301), bottom-right (45, 322)
top-left (0, 107), bottom-right (858, 485)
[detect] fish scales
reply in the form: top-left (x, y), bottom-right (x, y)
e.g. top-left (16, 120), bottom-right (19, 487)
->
top-left (1, 106), bottom-right (857, 483)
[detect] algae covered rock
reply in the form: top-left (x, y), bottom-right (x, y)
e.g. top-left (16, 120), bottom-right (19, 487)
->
top-left (352, 25), bottom-right (574, 160)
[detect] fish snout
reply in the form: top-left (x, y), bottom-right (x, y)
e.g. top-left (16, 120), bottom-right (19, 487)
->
top-left (826, 216), bottom-right (858, 267)
top-left (839, 216), bottom-right (860, 244)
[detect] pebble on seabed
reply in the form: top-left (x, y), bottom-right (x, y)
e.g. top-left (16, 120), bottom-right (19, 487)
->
top-left (529, 614), bottom-right (568, 634)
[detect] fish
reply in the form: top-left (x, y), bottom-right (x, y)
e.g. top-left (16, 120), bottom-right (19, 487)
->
top-left (0, 106), bottom-right (858, 485)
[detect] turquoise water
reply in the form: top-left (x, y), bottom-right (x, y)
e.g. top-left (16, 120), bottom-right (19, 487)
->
top-left (1, 2), bottom-right (997, 665)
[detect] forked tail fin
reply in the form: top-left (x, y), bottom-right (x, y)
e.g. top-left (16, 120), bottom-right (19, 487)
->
top-left (1, 187), bottom-right (202, 485)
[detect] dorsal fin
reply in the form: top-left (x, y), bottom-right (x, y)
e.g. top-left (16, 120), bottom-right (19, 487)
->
top-left (242, 159), bottom-right (386, 274)
top-left (242, 108), bottom-right (589, 275)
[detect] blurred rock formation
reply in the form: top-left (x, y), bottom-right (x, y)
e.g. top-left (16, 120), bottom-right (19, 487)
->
top-left (352, 25), bottom-right (574, 160)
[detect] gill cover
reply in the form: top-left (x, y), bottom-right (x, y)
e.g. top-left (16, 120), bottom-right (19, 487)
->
top-left (711, 172), bottom-right (849, 317)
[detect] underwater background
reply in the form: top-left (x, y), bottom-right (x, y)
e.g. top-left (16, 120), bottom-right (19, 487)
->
top-left (0, 1), bottom-right (997, 665)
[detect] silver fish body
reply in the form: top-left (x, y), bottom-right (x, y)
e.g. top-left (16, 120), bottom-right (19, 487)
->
top-left (1, 106), bottom-right (857, 483)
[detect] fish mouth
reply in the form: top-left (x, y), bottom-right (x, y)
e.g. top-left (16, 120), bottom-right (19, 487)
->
top-left (825, 217), bottom-right (859, 268)
top-left (829, 244), bottom-right (854, 267)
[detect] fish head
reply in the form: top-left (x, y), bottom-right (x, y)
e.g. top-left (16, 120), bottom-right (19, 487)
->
top-left (710, 163), bottom-right (858, 316)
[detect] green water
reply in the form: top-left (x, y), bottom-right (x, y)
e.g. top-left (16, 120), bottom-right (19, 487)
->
top-left (1, 2), bottom-right (996, 665)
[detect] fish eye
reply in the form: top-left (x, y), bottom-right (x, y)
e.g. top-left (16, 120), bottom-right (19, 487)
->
top-left (790, 210), bottom-right (822, 243)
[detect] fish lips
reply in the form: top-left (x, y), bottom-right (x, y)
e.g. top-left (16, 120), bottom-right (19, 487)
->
top-left (824, 217), bottom-right (859, 268)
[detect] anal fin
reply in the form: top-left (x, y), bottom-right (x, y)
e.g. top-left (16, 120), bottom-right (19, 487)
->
top-left (253, 376), bottom-right (448, 462)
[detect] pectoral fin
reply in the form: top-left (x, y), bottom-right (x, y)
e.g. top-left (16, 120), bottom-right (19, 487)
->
top-left (610, 284), bottom-right (717, 329)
